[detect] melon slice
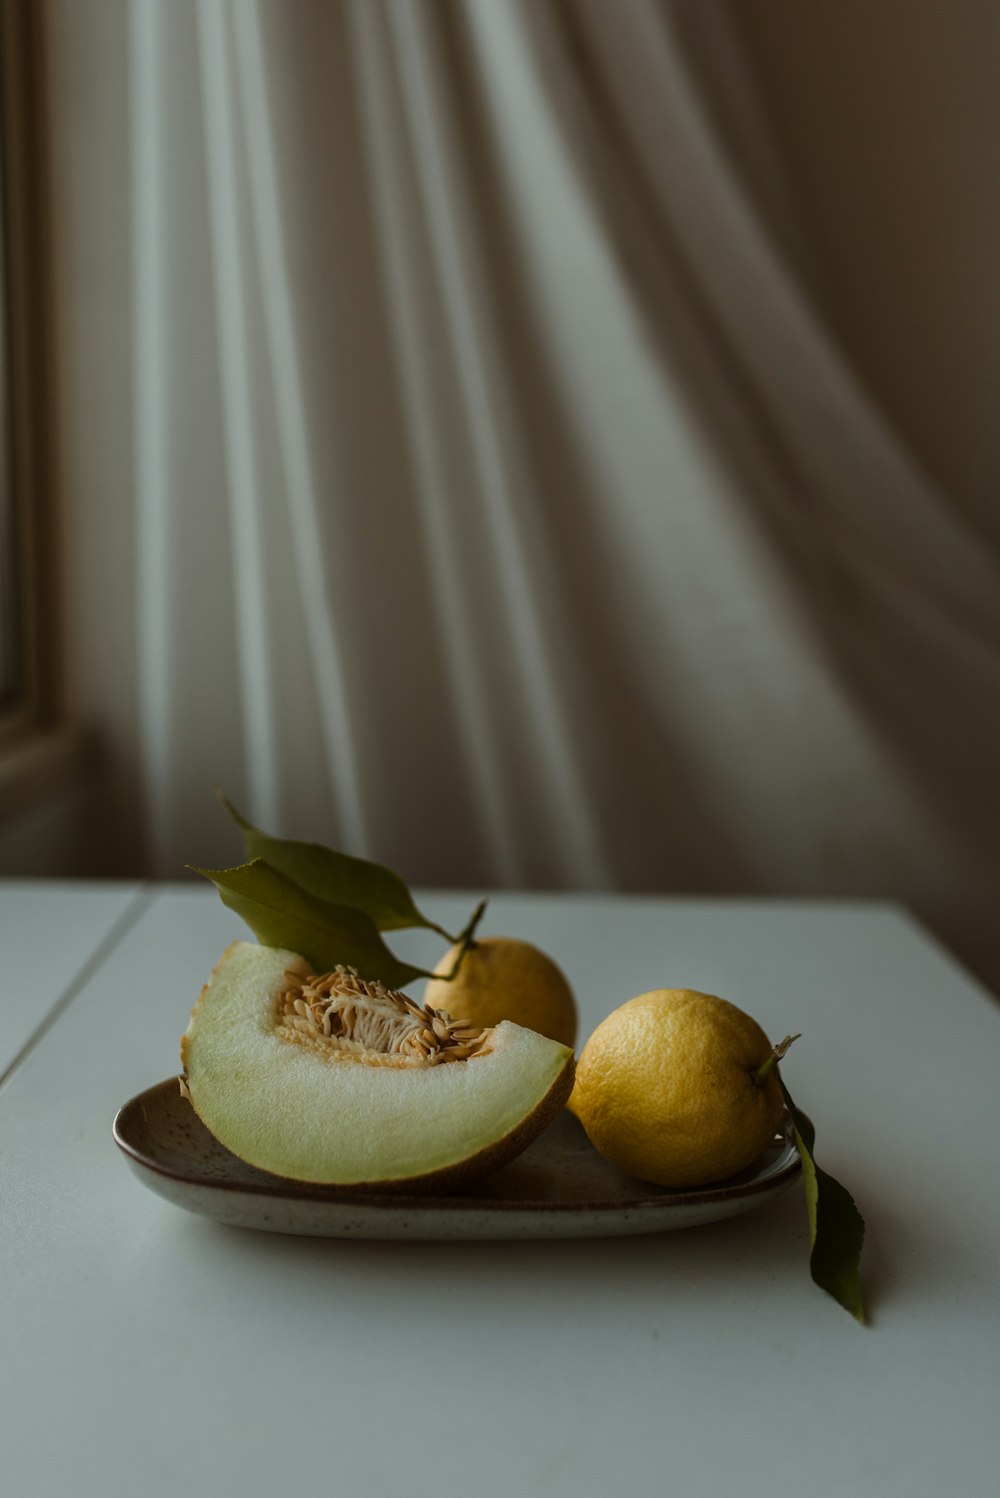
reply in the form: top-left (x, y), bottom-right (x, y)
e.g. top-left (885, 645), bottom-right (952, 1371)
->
top-left (180, 941), bottom-right (575, 1190)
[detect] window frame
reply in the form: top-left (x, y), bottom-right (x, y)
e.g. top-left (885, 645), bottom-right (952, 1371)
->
top-left (0, 0), bottom-right (77, 814)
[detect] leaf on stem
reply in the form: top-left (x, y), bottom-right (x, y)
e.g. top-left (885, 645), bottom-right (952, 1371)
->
top-left (218, 792), bottom-right (461, 941)
top-left (191, 859), bottom-right (440, 991)
top-left (779, 1076), bottom-right (867, 1324)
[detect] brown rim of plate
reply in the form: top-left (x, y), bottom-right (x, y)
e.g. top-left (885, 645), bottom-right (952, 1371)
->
top-left (113, 1077), bottom-right (803, 1213)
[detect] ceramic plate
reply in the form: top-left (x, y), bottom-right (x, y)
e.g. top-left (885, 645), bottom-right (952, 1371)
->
top-left (114, 1079), bottom-right (801, 1240)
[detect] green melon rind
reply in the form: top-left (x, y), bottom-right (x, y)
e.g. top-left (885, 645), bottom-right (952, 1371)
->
top-left (180, 941), bottom-right (575, 1190)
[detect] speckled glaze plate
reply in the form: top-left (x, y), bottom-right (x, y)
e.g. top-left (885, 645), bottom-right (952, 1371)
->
top-left (114, 1079), bottom-right (801, 1240)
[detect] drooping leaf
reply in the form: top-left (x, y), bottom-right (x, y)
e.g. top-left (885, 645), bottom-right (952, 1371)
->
top-left (218, 792), bottom-right (459, 941)
top-left (191, 859), bottom-right (438, 991)
top-left (779, 1076), bottom-right (867, 1324)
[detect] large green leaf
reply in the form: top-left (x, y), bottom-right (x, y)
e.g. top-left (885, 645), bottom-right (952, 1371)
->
top-left (779, 1076), bottom-right (867, 1324)
top-left (218, 794), bottom-right (461, 941)
top-left (192, 859), bottom-right (441, 991)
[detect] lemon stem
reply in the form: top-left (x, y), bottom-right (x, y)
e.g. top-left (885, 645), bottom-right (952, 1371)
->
top-left (442, 899), bottom-right (487, 980)
top-left (752, 1033), bottom-right (801, 1086)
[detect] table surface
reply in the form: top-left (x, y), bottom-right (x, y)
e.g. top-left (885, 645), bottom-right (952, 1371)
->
top-left (2, 882), bottom-right (999, 1498)
top-left (0, 879), bottom-right (145, 1076)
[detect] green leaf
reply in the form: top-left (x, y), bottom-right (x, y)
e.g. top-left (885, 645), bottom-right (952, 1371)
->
top-left (779, 1076), bottom-right (867, 1324)
top-left (191, 858), bottom-right (438, 991)
top-left (217, 792), bottom-right (459, 941)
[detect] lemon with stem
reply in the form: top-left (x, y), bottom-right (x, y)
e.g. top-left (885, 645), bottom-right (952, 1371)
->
top-left (570, 988), bottom-right (796, 1188)
top-left (424, 936), bottom-right (578, 1049)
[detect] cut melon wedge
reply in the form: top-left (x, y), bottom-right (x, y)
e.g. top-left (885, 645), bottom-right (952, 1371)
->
top-left (180, 942), bottom-right (575, 1190)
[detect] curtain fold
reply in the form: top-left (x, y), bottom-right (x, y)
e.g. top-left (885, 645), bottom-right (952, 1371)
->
top-left (232, 0), bottom-right (373, 855)
top-left (198, 0), bottom-right (280, 832)
top-left (562, 0), bottom-right (1000, 630)
top-left (381, 0), bottom-right (610, 887)
top-left (51, 0), bottom-right (1000, 982)
top-left (346, 0), bottom-right (535, 886)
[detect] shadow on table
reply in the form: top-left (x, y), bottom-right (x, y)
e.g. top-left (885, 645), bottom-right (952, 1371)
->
top-left (172, 1161), bottom-right (951, 1332)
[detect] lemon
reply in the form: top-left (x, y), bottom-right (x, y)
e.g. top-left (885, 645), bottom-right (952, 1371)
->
top-left (570, 989), bottom-right (785, 1188)
top-left (424, 936), bottom-right (578, 1049)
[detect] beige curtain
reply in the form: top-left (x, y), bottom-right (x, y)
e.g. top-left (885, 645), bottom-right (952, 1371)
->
top-left (46, 0), bottom-right (1000, 985)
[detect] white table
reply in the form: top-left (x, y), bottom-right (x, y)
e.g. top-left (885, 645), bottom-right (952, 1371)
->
top-left (2, 884), bottom-right (999, 1497)
top-left (0, 879), bottom-right (145, 1077)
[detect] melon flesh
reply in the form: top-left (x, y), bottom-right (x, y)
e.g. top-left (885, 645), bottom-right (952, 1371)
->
top-left (181, 942), bottom-right (575, 1189)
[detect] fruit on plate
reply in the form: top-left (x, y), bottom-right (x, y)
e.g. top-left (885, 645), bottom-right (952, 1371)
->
top-left (570, 988), bottom-right (787, 1188)
top-left (180, 941), bottom-right (575, 1190)
top-left (424, 936), bottom-right (578, 1048)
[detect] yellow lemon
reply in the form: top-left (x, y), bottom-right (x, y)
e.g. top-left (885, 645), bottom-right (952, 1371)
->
top-left (424, 936), bottom-right (578, 1049)
top-left (570, 988), bottom-right (785, 1188)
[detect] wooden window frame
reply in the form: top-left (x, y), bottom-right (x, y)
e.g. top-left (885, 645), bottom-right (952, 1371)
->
top-left (0, 0), bottom-right (78, 814)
